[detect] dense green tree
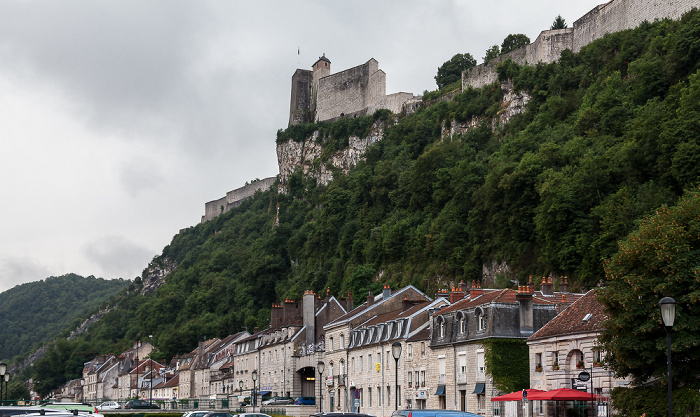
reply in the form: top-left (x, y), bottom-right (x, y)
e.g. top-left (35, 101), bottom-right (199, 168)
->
top-left (550, 15), bottom-right (567, 29)
top-left (483, 45), bottom-right (500, 65)
top-left (435, 53), bottom-right (477, 88)
top-left (501, 33), bottom-right (531, 54)
top-left (598, 191), bottom-right (700, 386)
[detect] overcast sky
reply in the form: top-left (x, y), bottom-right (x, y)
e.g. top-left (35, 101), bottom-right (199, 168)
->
top-left (0, 0), bottom-right (604, 293)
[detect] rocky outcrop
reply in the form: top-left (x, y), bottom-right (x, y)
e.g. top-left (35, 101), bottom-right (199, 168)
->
top-left (141, 257), bottom-right (176, 295)
top-left (276, 121), bottom-right (386, 193)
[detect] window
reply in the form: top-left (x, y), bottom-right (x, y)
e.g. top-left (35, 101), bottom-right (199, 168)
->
top-left (329, 337), bottom-right (334, 351)
top-left (408, 344), bottom-right (413, 358)
top-left (420, 370), bottom-right (426, 387)
top-left (477, 394), bottom-right (486, 410)
top-left (352, 357), bottom-right (355, 373)
top-left (378, 387), bottom-right (382, 406)
top-left (459, 353), bottom-right (467, 374)
top-left (458, 313), bottom-right (466, 334)
top-left (340, 334), bottom-right (345, 349)
top-left (438, 317), bottom-right (445, 337)
top-left (368, 354), bottom-right (372, 371)
top-left (386, 350), bottom-right (391, 370)
top-left (368, 387), bottom-right (372, 407)
top-left (476, 309), bottom-right (485, 332)
top-left (438, 357), bottom-right (446, 376)
top-left (340, 360), bottom-right (345, 375)
top-left (408, 371), bottom-right (413, 387)
top-left (415, 371), bottom-right (420, 387)
top-left (359, 355), bottom-right (363, 373)
top-left (477, 351), bottom-right (485, 378)
top-left (421, 342), bottom-right (425, 357)
top-left (397, 386), bottom-right (401, 407)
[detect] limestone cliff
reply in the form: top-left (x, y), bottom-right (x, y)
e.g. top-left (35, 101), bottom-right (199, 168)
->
top-left (276, 121), bottom-right (386, 193)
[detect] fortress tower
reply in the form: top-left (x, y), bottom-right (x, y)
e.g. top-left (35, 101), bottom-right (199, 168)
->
top-left (288, 53), bottom-right (415, 127)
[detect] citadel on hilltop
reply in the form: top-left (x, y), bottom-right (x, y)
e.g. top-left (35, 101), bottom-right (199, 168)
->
top-left (202, 0), bottom-right (700, 223)
top-left (288, 54), bottom-right (418, 126)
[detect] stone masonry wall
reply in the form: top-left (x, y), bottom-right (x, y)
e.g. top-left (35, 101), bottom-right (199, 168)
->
top-left (316, 59), bottom-right (379, 122)
top-left (463, 0), bottom-right (700, 89)
top-left (201, 177), bottom-right (276, 222)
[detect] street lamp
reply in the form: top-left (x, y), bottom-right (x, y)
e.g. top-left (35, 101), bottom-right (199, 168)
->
top-left (392, 341), bottom-right (402, 411)
top-left (0, 362), bottom-right (6, 405)
top-left (317, 361), bottom-right (325, 413)
top-left (251, 370), bottom-right (258, 413)
top-left (3, 374), bottom-right (8, 403)
top-left (660, 297), bottom-right (676, 417)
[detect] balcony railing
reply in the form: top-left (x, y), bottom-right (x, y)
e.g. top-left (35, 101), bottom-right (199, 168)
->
top-left (438, 374), bottom-right (446, 384)
top-left (337, 374), bottom-right (346, 386)
top-left (457, 372), bottom-right (467, 384)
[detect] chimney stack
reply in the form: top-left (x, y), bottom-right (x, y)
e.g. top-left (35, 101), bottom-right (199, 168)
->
top-left (540, 276), bottom-right (554, 296)
top-left (450, 285), bottom-right (465, 303)
top-left (516, 283), bottom-right (534, 334)
top-left (470, 281), bottom-right (483, 298)
top-left (559, 277), bottom-right (569, 293)
top-left (367, 291), bottom-right (375, 306)
top-left (303, 290), bottom-right (316, 345)
top-left (346, 290), bottom-right (353, 311)
top-left (383, 284), bottom-right (392, 300)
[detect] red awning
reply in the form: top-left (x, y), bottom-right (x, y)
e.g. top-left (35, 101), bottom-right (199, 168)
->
top-left (527, 388), bottom-right (598, 401)
top-left (491, 389), bottom-right (546, 401)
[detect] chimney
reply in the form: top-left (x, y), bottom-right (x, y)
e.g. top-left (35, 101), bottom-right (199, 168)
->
top-left (470, 281), bottom-right (483, 298)
top-left (540, 277), bottom-right (554, 295)
top-left (303, 290), bottom-right (316, 345)
top-left (436, 289), bottom-right (450, 299)
top-left (450, 285), bottom-right (465, 303)
top-left (559, 277), bottom-right (569, 293)
top-left (325, 287), bottom-right (331, 303)
top-left (402, 296), bottom-right (414, 311)
top-left (383, 284), bottom-right (392, 300)
top-left (458, 280), bottom-right (467, 292)
top-left (516, 284), bottom-right (534, 335)
top-left (269, 304), bottom-right (283, 328)
top-left (283, 298), bottom-right (298, 323)
top-left (254, 326), bottom-right (259, 334)
top-left (367, 291), bottom-right (375, 306)
top-left (346, 290), bottom-right (353, 311)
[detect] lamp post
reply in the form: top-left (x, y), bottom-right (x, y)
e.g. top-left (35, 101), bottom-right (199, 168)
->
top-left (149, 336), bottom-right (154, 406)
top-left (239, 380), bottom-right (243, 409)
top-left (0, 362), bottom-right (6, 406)
top-left (391, 341), bottom-right (402, 411)
top-left (317, 361), bottom-right (325, 413)
top-left (251, 370), bottom-right (258, 413)
top-left (660, 297), bottom-right (676, 417)
top-left (3, 374), bottom-right (8, 403)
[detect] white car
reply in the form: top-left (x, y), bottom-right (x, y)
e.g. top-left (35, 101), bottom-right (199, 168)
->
top-left (96, 402), bottom-right (120, 411)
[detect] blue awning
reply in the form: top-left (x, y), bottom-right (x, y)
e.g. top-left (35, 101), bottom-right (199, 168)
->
top-left (434, 385), bottom-right (446, 396)
top-left (472, 383), bottom-right (485, 394)
top-left (258, 390), bottom-right (272, 396)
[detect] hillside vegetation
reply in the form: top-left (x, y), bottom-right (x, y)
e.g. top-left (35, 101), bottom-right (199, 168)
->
top-left (28, 10), bottom-right (700, 393)
top-left (0, 274), bottom-right (128, 362)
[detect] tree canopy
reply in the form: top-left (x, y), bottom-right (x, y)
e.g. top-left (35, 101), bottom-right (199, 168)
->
top-left (501, 33), bottom-right (531, 54)
top-left (435, 53), bottom-right (477, 89)
top-left (550, 15), bottom-right (567, 29)
top-left (483, 45), bottom-right (500, 65)
top-left (598, 189), bottom-right (700, 386)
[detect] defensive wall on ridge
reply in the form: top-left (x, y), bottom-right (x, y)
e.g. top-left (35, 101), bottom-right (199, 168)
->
top-left (463, 0), bottom-right (700, 89)
top-left (201, 177), bottom-right (276, 223)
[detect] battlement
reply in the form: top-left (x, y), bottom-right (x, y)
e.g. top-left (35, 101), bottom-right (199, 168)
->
top-left (201, 177), bottom-right (276, 223)
top-left (463, 0), bottom-right (700, 89)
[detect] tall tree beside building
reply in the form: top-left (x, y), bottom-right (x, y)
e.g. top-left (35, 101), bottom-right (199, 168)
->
top-left (435, 53), bottom-right (477, 89)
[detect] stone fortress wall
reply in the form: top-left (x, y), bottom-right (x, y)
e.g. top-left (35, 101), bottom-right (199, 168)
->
top-left (201, 177), bottom-right (276, 223)
top-left (463, 0), bottom-right (700, 89)
top-left (289, 56), bottom-right (417, 126)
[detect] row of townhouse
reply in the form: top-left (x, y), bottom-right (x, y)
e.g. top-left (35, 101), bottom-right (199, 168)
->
top-left (66, 279), bottom-right (626, 417)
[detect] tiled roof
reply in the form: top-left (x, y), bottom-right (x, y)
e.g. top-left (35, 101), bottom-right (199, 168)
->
top-left (528, 290), bottom-right (605, 341)
top-left (437, 288), bottom-right (583, 315)
top-left (406, 327), bottom-right (430, 342)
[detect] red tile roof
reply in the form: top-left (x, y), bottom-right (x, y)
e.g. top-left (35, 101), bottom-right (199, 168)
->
top-left (528, 290), bottom-right (605, 341)
top-left (436, 288), bottom-right (583, 315)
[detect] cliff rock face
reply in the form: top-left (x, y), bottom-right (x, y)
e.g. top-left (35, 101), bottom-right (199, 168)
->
top-left (276, 121), bottom-right (385, 193)
top-left (141, 258), bottom-right (176, 295)
top-left (441, 81), bottom-right (530, 139)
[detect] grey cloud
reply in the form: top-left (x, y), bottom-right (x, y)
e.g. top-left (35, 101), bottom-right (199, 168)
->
top-left (83, 235), bottom-right (154, 279)
top-left (0, 256), bottom-right (53, 293)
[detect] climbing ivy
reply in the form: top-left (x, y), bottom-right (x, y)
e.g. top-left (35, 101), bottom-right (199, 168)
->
top-left (483, 339), bottom-right (529, 393)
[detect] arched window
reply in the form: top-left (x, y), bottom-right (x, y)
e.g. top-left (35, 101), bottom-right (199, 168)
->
top-left (475, 308), bottom-right (485, 332)
top-left (340, 334), bottom-right (345, 349)
top-left (458, 312), bottom-right (466, 334)
top-left (438, 317), bottom-right (446, 337)
top-left (329, 337), bottom-right (334, 351)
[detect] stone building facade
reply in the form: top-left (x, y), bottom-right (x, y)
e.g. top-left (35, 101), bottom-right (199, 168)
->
top-left (527, 289), bottom-right (630, 417)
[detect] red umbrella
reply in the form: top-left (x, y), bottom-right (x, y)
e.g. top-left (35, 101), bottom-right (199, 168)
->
top-left (491, 389), bottom-right (546, 401)
top-left (527, 388), bottom-right (598, 401)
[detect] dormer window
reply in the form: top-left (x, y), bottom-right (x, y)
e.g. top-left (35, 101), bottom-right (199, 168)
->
top-left (438, 317), bottom-right (446, 337)
top-left (476, 308), bottom-right (485, 332)
top-left (458, 312), bottom-right (467, 334)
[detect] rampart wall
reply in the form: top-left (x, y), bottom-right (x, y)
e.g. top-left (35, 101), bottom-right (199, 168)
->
top-left (315, 59), bottom-right (383, 122)
top-left (201, 177), bottom-right (276, 223)
top-left (289, 69), bottom-right (313, 126)
top-left (463, 0), bottom-right (700, 89)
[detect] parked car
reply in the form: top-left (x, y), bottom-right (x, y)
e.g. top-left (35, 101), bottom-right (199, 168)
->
top-left (202, 413), bottom-right (234, 417)
top-left (235, 414), bottom-right (272, 417)
top-left (96, 402), bottom-right (120, 411)
top-left (294, 396), bottom-right (315, 405)
top-left (182, 411), bottom-right (212, 417)
top-left (40, 404), bottom-right (98, 414)
top-left (123, 400), bottom-right (160, 410)
top-left (262, 397), bottom-right (293, 405)
top-left (310, 413), bottom-right (375, 417)
top-left (392, 410), bottom-right (480, 417)
top-left (0, 406), bottom-right (104, 417)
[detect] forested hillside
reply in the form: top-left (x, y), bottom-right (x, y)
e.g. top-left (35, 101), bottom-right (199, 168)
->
top-left (29, 9), bottom-right (700, 394)
top-left (0, 274), bottom-right (128, 362)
